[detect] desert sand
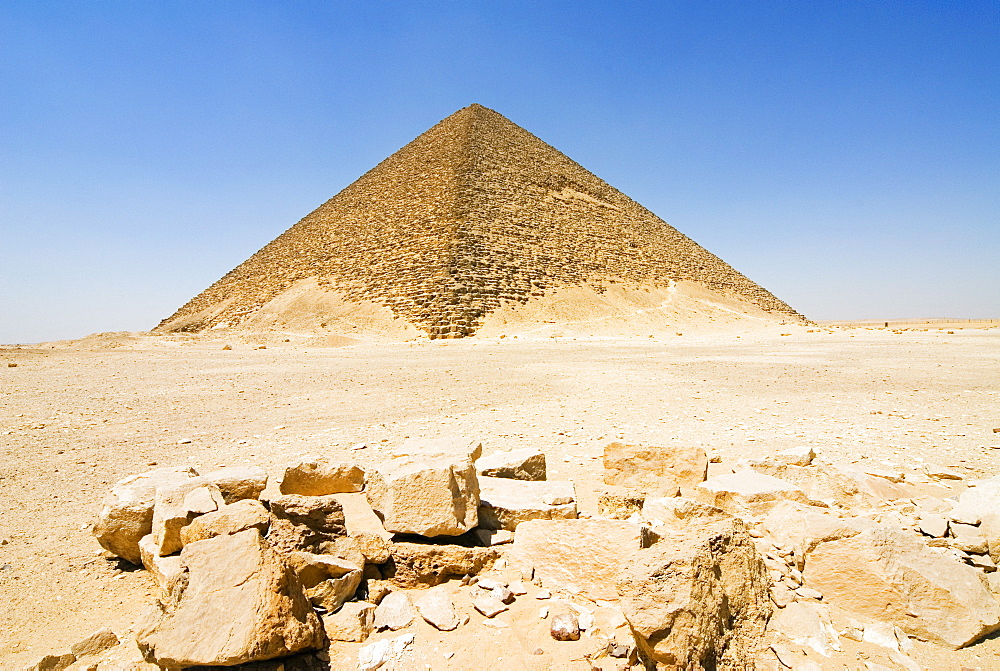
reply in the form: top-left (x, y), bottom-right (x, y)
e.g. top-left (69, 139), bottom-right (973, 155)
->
top-left (2, 321), bottom-right (999, 668)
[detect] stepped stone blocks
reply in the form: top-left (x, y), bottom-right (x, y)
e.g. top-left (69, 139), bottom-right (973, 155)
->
top-left (157, 104), bottom-right (805, 337)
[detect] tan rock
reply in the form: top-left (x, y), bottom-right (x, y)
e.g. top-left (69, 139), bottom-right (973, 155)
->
top-left (352, 531), bottom-right (391, 564)
top-left (805, 526), bottom-right (1000, 648)
top-left (603, 441), bottom-right (707, 493)
top-left (201, 465), bottom-right (268, 503)
top-left (280, 459), bottom-right (365, 495)
top-left (597, 492), bottom-right (644, 520)
top-left (769, 602), bottom-right (841, 657)
top-left (777, 446), bottom-right (815, 466)
top-left (415, 587), bottom-right (461, 630)
top-left (135, 529), bottom-right (324, 667)
top-left (69, 628), bottom-right (119, 659)
top-left (617, 516), bottom-right (771, 669)
top-left (265, 494), bottom-right (347, 552)
top-left (951, 522), bottom-right (989, 554)
top-left (384, 541), bottom-right (499, 588)
top-left (151, 481), bottom-right (226, 556)
top-left (642, 496), bottom-right (728, 526)
top-left (949, 475), bottom-right (1000, 562)
top-left (25, 654), bottom-right (75, 671)
top-left (178, 498), bottom-right (271, 546)
top-left (510, 519), bottom-right (650, 600)
top-left (391, 436), bottom-right (483, 461)
top-left (284, 550), bottom-right (362, 589)
top-left (373, 590), bottom-right (415, 631)
top-left (477, 447), bottom-right (546, 480)
top-left (323, 601), bottom-right (376, 642)
top-left (366, 451), bottom-right (479, 536)
top-left (477, 476), bottom-right (576, 531)
top-left (696, 470), bottom-right (807, 511)
top-left (550, 611), bottom-right (581, 640)
top-left (760, 501), bottom-right (860, 569)
top-left (138, 534), bottom-right (184, 593)
top-left (92, 466), bottom-right (198, 564)
top-left (472, 591), bottom-right (508, 617)
top-left (305, 569), bottom-right (363, 612)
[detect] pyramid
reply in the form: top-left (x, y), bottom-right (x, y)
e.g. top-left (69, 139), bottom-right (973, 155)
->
top-left (157, 104), bottom-right (805, 338)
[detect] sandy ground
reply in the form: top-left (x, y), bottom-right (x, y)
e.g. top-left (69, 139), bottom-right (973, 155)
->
top-left (2, 323), bottom-right (999, 668)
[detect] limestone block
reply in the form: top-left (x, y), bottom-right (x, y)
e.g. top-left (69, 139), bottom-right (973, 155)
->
top-left (805, 527), bottom-right (1000, 648)
top-left (415, 587), bottom-right (461, 630)
top-left (69, 628), bottom-right (119, 659)
top-left (617, 517), bottom-right (771, 669)
top-left (641, 496), bottom-right (727, 526)
top-left (135, 530), bottom-right (324, 667)
top-left (949, 475), bottom-right (1000, 562)
top-left (510, 519), bottom-right (650, 600)
top-left (384, 541), bottom-right (499, 588)
top-left (151, 481), bottom-right (227, 556)
top-left (267, 494), bottom-right (347, 535)
top-left (201, 465), bottom-right (268, 504)
top-left (323, 601), bottom-right (376, 642)
top-left (366, 452), bottom-right (479, 536)
top-left (305, 569), bottom-right (363, 612)
top-left (603, 441), bottom-right (707, 493)
top-left (93, 466), bottom-right (198, 564)
top-left (760, 501), bottom-right (861, 569)
top-left (284, 551), bottom-right (362, 590)
top-left (280, 459), bottom-right (365, 495)
top-left (777, 446), bottom-right (815, 466)
top-left (597, 492), bottom-right (644, 520)
top-left (696, 470), bottom-right (807, 511)
top-left (373, 591), bottom-right (415, 631)
top-left (477, 447), bottom-right (546, 480)
top-left (769, 602), bottom-right (841, 657)
top-left (477, 476), bottom-right (576, 531)
top-left (179, 498), bottom-right (271, 546)
top-left (138, 534), bottom-right (184, 594)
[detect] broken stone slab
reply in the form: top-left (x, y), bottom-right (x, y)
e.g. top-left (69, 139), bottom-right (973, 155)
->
top-left (472, 591), bottom-right (509, 618)
top-left (305, 568), bottom-right (363, 612)
top-left (949, 474), bottom-right (1000, 562)
top-left (391, 436), bottom-right (483, 461)
top-left (696, 470), bottom-right (807, 511)
top-left (738, 459), bottom-right (863, 507)
top-left (178, 498), bottom-right (271, 546)
top-left (472, 528), bottom-right (514, 546)
top-left (597, 491), bottom-right (645, 520)
top-left (357, 632), bottom-right (414, 671)
top-left (284, 551), bottom-right (362, 590)
top-left (917, 514), bottom-right (949, 538)
top-left (477, 447), bottom-right (546, 481)
top-left (415, 587), bottom-right (461, 630)
top-left (383, 540), bottom-right (499, 588)
top-left (138, 534), bottom-right (184, 593)
top-left (760, 501), bottom-right (861, 569)
top-left (93, 466), bottom-right (198, 564)
top-left (769, 602), bottom-right (841, 657)
top-left (805, 526), bottom-right (1000, 648)
top-left (641, 496), bottom-right (729, 528)
top-left (322, 601), bottom-right (376, 642)
top-left (373, 590), bottom-right (416, 631)
top-left (265, 494), bottom-right (347, 553)
top-left (201, 465), bottom-right (268, 503)
top-left (777, 446), bottom-right (815, 467)
top-left (477, 476), bottom-right (576, 531)
top-left (352, 531), bottom-right (391, 564)
top-left (135, 529), bottom-right (324, 667)
top-left (25, 654), bottom-right (75, 671)
top-left (925, 464), bottom-right (964, 481)
top-left (151, 480), bottom-right (227, 556)
top-left (280, 459), bottom-right (365, 495)
top-left (366, 449), bottom-right (479, 536)
top-left (603, 441), bottom-right (708, 493)
top-left (510, 519), bottom-right (650, 600)
top-left (951, 522), bottom-right (989, 554)
top-left (68, 627), bottom-right (119, 660)
top-left (617, 516), bottom-right (771, 669)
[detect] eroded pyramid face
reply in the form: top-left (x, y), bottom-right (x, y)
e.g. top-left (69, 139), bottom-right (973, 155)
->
top-left (158, 104), bottom-right (804, 338)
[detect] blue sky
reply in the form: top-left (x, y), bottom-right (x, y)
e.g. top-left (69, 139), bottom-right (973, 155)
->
top-left (1, 1), bottom-right (997, 343)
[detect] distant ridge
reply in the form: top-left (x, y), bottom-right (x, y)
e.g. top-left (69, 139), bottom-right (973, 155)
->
top-left (158, 104), bottom-right (805, 338)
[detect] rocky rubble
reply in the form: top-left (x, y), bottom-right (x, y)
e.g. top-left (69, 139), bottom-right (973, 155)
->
top-left (31, 440), bottom-right (1000, 669)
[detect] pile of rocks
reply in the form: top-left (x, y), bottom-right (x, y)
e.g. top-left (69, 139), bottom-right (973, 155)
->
top-left (28, 438), bottom-right (1000, 669)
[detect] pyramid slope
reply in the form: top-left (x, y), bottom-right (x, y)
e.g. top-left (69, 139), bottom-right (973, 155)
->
top-left (158, 104), bottom-right (805, 337)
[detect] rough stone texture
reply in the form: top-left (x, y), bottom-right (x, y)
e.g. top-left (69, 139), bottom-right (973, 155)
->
top-left (616, 516), bottom-right (771, 670)
top-left (949, 475), bottom-right (1000, 562)
top-left (738, 459), bottom-right (863, 507)
top-left (477, 447), bottom-right (546, 481)
top-left (696, 470), bottom-right (807, 511)
top-left (805, 526), bottom-right (1000, 648)
top-left (365, 452), bottom-right (479, 536)
top-left (156, 104), bottom-right (804, 338)
top-left (138, 534), bottom-right (185, 593)
top-left (384, 541), bottom-right (499, 588)
top-left (597, 492), bottom-right (645, 520)
top-left (69, 628), bottom-right (119, 659)
top-left (603, 442), bottom-right (708, 493)
top-left (769, 602), bottom-right (841, 657)
top-left (280, 460), bottom-right (365, 495)
top-left (760, 501), bottom-right (860, 569)
top-left (305, 569), bottom-right (363, 612)
top-left (776, 446), bottom-right (815, 467)
top-left (92, 466), bottom-right (198, 564)
top-left (472, 592), bottom-right (508, 618)
top-left (201, 465), bottom-right (268, 504)
top-left (477, 476), bottom-right (576, 531)
top-left (284, 551), bottom-right (362, 590)
top-left (352, 531), bottom-right (391, 564)
top-left (415, 587), bottom-right (461, 630)
top-left (550, 612), bottom-right (581, 641)
top-left (510, 519), bottom-right (650, 600)
top-left (322, 602), bottom-right (376, 642)
top-left (151, 480), bottom-right (227, 556)
top-left (135, 529), bottom-right (324, 667)
top-left (642, 497), bottom-right (728, 527)
top-left (25, 654), bottom-right (75, 671)
top-left (373, 591), bottom-right (416, 631)
top-left (265, 494), bottom-right (346, 553)
top-left (178, 498), bottom-right (271, 546)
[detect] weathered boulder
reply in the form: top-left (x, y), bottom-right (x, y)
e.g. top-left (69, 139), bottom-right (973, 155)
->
top-left (949, 475), bottom-right (1000, 562)
top-left (265, 494), bottom-right (346, 553)
top-left (305, 569), bottom-right (363, 612)
top-left (477, 447), bottom-right (546, 481)
top-left (25, 653), bottom-right (75, 671)
top-left (384, 541), bottom-right (499, 588)
top-left (323, 601), bottom-right (376, 642)
top-left (373, 591), bottom-right (416, 631)
top-left (616, 516), bottom-right (771, 670)
top-left (201, 465), bottom-right (268, 504)
top-left (280, 459), bottom-right (365, 495)
top-left (284, 551), bottom-right (362, 590)
top-left (550, 611), bottom-right (581, 641)
top-left (696, 470), bottom-right (806, 511)
top-left (69, 627), bottom-right (119, 659)
top-left (597, 491), bottom-right (645, 520)
top-left (805, 526), bottom-right (1000, 648)
top-left (135, 529), bottom-right (324, 667)
top-left (642, 497), bottom-right (728, 527)
top-left (352, 531), bottom-right (391, 564)
top-left (477, 476), bottom-right (576, 531)
top-left (603, 442), bottom-right (707, 493)
top-left (93, 466), bottom-right (198, 564)
top-left (179, 498), bottom-right (271, 546)
top-left (151, 480), bottom-right (226, 556)
top-left (510, 519), bottom-right (650, 600)
top-left (415, 587), bottom-right (461, 630)
top-left (366, 451), bottom-right (479, 536)
top-left (138, 534), bottom-right (184, 593)
top-left (760, 501), bottom-right (860, 569)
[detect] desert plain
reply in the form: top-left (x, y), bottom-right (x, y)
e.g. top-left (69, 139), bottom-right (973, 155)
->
top-left (1, 320), bottom-right (999, 669)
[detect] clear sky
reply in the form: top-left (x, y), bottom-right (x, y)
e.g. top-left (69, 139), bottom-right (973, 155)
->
top-left (1, 1), bottom-right (997, 343)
